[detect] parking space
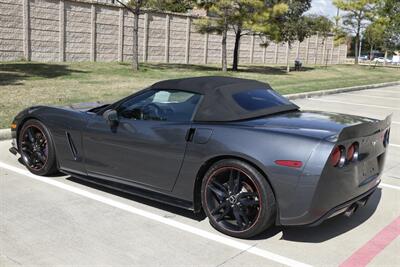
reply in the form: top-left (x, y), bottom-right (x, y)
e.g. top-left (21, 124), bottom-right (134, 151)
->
top-left (1, 86), bottom-right (400, 266)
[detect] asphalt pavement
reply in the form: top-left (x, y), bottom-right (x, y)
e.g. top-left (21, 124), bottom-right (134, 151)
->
top-left (1, 85), bottom-right (399, 267)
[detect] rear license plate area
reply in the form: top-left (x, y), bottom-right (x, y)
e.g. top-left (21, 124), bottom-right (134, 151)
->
top-left (359, 158), bottom-right (379, 186)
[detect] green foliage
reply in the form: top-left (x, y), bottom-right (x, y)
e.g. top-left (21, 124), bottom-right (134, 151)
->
top-left (307, 15), bottom-right (334, 41)
top-left (333, 0), bottom-right (377, 63)
top-left (257, 0), bottom-right (312, 45)
top-left (376, 0), bottom-right (400, 51)
top-left (194, 0), bottom-right (279, 71)
top-left (364, 21), bottom-right (385, 51)
top-left (127, 0), bottom-right (144, 10)
top-left (194, 0), bottom-right (267, 34)
top-left (143, 0), bottom-right (195, 13)
top-left (333, 0), bottom-right (377, 34)
top-left (248, 2), bottom-right (288, 42)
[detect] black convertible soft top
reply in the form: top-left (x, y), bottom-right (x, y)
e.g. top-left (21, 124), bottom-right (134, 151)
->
top-left (149, 76), bottom-right (299, 122)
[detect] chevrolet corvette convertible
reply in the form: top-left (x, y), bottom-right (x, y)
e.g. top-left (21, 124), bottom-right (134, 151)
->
top-left (9, 76), bottom-right (391, 238)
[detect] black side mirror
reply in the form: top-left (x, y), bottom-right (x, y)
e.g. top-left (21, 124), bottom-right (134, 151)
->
top-left (103, 109), bottom-right (119, 127)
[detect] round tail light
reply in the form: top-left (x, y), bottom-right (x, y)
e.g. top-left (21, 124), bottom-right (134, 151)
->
top-left (347, 142), bottom-right (359, 162)
top-left (331, 145), bottom-right (345, 167)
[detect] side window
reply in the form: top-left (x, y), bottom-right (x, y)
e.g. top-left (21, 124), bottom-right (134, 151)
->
top-left (118, 90), bottom-right (201, 122)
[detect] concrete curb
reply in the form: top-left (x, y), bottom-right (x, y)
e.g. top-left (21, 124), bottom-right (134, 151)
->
top-left (0, 80), bottom-right (399, 141)
top-left (284, 80), bottom-right (400, 100)
top-left (0, 129), bottom-right (11, 141)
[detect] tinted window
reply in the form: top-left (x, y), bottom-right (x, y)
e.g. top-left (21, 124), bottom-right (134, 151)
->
top-left (118, 90), bottom-right (201, 122)
top-left (232, 89), bottom-right (291, 111)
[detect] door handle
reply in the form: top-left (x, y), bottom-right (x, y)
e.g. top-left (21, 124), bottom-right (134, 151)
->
top-left (185, 128), bottom-right (196, 142)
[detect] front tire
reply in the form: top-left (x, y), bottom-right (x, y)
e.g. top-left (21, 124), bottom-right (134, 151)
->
top-left (18, 119), bottom-right (58, 176)
top-left (201, 159), bottom-right (276, 238)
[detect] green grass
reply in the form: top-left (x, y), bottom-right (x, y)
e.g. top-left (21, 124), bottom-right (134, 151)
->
top-left (1, 61), bottom-right (399, 128)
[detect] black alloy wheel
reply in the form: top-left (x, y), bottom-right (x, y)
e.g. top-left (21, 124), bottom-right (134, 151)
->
top-left (202, 159), bottom-right (276, 238)
top-left (20, 125), bottom-right (48, 171)
top-left (18, 119), bottom-right (58, 176)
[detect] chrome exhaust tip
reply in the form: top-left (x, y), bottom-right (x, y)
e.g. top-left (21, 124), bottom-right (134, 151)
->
top-left (344, 204), bottom-right (357, 217)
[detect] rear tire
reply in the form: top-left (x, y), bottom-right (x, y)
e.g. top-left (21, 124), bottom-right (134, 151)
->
top-left (201, 159), bottom-right (276, 238)
top-left (18, 119), bottom-right (58, 176)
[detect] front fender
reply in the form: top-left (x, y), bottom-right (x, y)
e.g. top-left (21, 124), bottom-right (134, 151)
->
top-left (12, 106), bottom-right (88, 175)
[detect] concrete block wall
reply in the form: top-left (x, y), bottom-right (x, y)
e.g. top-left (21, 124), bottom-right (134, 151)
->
top-left (0, 0), bottom-right (347, 65)
top-left (0, 0), bottom-right (24, 61)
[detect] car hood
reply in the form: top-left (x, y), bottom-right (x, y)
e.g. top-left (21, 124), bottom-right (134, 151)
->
top-left (235, 110), bottom-right (377, 140)
top-left (61, 102), bottom-right (107, 112)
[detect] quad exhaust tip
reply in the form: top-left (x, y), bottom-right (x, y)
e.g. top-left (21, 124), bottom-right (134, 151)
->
top-left (344, 198), bottom-right (368, 217)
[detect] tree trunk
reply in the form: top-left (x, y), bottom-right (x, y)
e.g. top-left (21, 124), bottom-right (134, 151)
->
top-left (369, 45), bottom-right (373, 66)
top-left (384, 50), bottom-right (388, 66)
top-left (132, 8), bottom-right (140, 71)
top-left (221, 28), bottom-right (227, 72)
top-left (286, 42), bottom-right (290, 73)
top-left (370, 46), bottom-right (373, 60)
top-left (354, 33), bottom-right (359, 65)
top-left (232, 28), bottom-right (241, 71)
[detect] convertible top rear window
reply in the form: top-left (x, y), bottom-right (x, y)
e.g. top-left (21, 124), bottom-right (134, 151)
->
top-left (232, 89), bottom-right (292, 111)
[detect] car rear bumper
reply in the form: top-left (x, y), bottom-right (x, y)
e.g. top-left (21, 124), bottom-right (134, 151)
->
top-left (306, 182), bottom-right (379, 227)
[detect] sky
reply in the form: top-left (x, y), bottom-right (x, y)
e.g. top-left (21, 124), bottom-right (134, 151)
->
top-left (308, 0), bottom-right (339, 18)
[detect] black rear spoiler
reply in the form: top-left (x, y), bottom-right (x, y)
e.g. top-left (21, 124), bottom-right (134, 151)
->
top-left (337, 114), bottom-right (392, 142)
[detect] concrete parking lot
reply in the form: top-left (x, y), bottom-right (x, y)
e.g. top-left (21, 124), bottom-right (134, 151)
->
top-left (1, 85), bottom-right (399, 267)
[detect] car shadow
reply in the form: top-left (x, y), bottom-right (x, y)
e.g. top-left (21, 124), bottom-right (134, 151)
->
top-left (252, 188), bottom-right (382, 242)
top-left (0, 62), bottom-right (87, 86)
top-left (66, 175), bottom-right (207, 222)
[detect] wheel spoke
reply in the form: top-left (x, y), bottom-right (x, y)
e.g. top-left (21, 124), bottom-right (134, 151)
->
top-left (238, 207), bottom-right (250, 227)
top-left (238, 192), bottom-right (258, 199)
top-left (211, 201), bottom-right (227, 215)
top-left (35, 151), bottom-right (47, 163)
top-left (233, 171), bottom-right (242, 194)
top-left (212, 181), bottom-right (228, 195)
top-left (228, 169), bottom-right (235, 192)
top-left (21, 146), bottom-right (33, 153)
top-left (240, 198), bottom-right (259, 207)
top-left (36, 136), bottom-right (46, 147)
top-left (209, 183), bottom-right (227, 201)
top-left (27, 128), bottom-right (36, 143)
top-left (216, 206), bottom-right (231, 222)
top-left (233, 206), bottom-right (244, 229)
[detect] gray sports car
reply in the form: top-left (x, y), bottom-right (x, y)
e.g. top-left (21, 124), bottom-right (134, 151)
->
top-left (9, 76), bottom-right (391, 238)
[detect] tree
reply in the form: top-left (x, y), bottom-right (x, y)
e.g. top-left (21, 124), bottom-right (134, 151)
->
top-left (333, 0), bottom-right (377, 65)
top-left (307, 15), bottom-right (334, 66)
top-left (332, 8), bottom-right (349, 46)
top-left (126, 0), bottom-right (145, 71)
top-left (256, 0), bottom-right (312, 73)
top-left (376, 0), bottom-right (400, 62)
top-left (364, 21), bottom-right (384, 59)
top-left (121, 0), bottom-right (195, 71)
top-left (196, 1), bottom-right (287, 72)
top-left (115, 0), bottom-right (146, 71)
top-left (309, 15), bottom-right (334, 44)
top-left (195, 1), bottom-right (232, 71)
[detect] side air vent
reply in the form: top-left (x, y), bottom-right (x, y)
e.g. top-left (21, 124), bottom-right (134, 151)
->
top-left (66, 132), bottom-right (78, 160)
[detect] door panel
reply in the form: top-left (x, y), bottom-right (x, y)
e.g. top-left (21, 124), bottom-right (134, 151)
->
top-left (83, 115), bottom-right (189, 191)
